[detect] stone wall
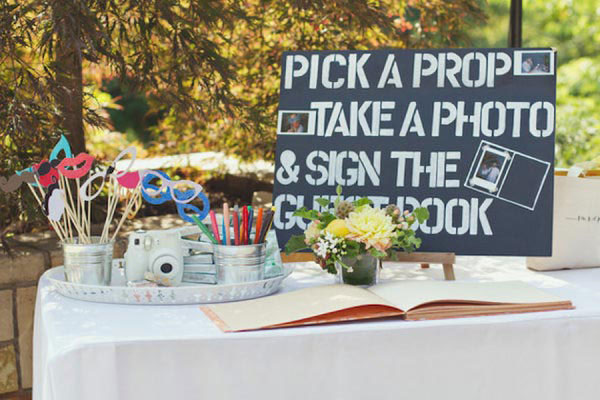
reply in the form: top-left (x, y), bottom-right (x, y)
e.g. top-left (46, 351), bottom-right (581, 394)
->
top-left (0, 232), bottom-right (62, 399)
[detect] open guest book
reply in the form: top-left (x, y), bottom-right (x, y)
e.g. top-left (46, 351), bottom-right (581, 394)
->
top-left (202, 281), bottom-right (574, 332)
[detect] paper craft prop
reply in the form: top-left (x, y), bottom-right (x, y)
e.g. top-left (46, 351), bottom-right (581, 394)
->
top-left (79, 147), bottom-right (137, 201)
top-left (33, 160), bottom-right (59, 187)
top-left (57, 153), bottom-right (95, 179)
top-left (273, 48), bottom-right (556, 256)
top-left (43, 182), bottom-right (65, 221)
top-left (141, 170), bottom-right (210, 222)
top-left (0, 171), bottom-right (37, 193)
top-left (140, 170), bottom-right (204, 204)
top-left (16, 135), bottom-right (73, 188)
top-left (117, 171), bottom-right (141, 189)
top-left (49, 135), bottom-right (73, 162)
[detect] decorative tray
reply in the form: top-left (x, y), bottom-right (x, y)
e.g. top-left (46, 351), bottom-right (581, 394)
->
top-left (47, 259), bottom-right (293, 305)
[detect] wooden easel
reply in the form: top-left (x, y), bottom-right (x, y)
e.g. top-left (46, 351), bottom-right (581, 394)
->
top-left (387, 251), bottom-right (456, 281)
top-left (281, 252), bottom-right (456, 281)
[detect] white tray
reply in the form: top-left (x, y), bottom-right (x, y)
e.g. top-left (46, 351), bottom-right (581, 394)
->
top-left (47, 260), bottom-right (293, 305)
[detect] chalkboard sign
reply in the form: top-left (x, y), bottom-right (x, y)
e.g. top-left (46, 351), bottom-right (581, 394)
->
top-left (273, 48), bottom-right (556, 256)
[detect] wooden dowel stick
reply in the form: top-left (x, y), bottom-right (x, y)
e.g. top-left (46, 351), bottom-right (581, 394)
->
top-left (110, 188), bottom-right (139, 242)
top-left (26, 183), bottom-right (66, 242)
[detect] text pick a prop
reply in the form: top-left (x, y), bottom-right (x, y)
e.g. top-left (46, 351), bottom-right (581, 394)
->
top-left (273, 48), bottom-right (556, 256)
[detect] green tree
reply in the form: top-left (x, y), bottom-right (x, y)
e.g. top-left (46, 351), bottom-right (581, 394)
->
top-left (472, 0), bottom-right (600, 167)
top-left (0, 0), bottom-right (486, 238)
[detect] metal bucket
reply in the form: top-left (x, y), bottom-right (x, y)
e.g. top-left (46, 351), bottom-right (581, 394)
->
top-left (214, 243), bottom-right (266, 284)
top-left (63, 237), bottom-right (114, 286)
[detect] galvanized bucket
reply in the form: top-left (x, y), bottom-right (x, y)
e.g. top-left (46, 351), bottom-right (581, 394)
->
top-left (213, 243), bottom-right (266, 284)
top-left (63, 237), bottom-right (114, 286)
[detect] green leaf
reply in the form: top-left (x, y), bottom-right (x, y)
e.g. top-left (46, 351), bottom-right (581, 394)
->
top-left (336, 185), bottom-right (343, 196)
top-left (413, 207), bottom-right (429, 223)
top-left (292, 207), bottom-right (319, 220)
top-left (318, 213), bottom-right (336, 229)
top-left (285, 234), bottom-right (309, 254)
top-left (315, 197), bottom-right (330, 208)
top-left (353, 197), bottom-right (372, 207)
top-left (368, 248), bottom-right (388, 258)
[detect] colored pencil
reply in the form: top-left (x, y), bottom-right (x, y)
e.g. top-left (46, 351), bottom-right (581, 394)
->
top-left (247, 206), bottom-right (253, 244)
top-left (209, 210), bottom-right (221, 244)
top-left (257, 210), bottom-right (271, 244)
top-left (191, 215), bottom-right (218, 244)
top-left (233, 210), bottom-right (240, 245)
top-left (241, 206), bottom-right (248, 245)
top-left (258, 208), bottom-right (276, 243)
top-left (223, 203), bottom-right (231, 245)
top-left (221, 217), bottom-right (226, 244)
top-left (254, 207), bottom-right (264, 246)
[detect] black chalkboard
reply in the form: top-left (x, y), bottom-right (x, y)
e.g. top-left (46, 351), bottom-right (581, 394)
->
top-left (273, 48), bottom-right (556, 256)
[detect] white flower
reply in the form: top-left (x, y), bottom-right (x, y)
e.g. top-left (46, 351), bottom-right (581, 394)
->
top-left (347, 267), bottom-right (354, 273)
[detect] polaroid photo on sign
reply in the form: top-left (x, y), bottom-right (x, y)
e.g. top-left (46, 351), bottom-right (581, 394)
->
top-left (514, 50), bottom-right (555, 76)
top-left (465, 141), bottom-right (551, 211)
top-left (277, 110), bottom-right (316, 136)
top-left (469, 146), bottom-right (511, 193)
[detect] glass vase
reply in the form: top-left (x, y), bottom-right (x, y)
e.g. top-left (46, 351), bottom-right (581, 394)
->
top-left (335, 254), bottom-right (380, 286)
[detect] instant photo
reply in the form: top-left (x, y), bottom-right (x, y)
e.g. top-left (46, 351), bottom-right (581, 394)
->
top-left (465, 140), bottom-right (551, 211)
top-left (277, 110), bottom-right (316, 135)
top-left (514, 49), bottom-right (555, 76)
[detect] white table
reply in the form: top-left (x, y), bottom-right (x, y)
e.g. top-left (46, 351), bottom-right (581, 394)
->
top-left (34, 258), bottom-right (600, 400)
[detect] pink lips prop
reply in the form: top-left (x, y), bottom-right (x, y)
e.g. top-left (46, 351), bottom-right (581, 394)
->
top-left (57, 153), bottom-right (95, 179)
top-left (117, 171), bottom-right (140, 189)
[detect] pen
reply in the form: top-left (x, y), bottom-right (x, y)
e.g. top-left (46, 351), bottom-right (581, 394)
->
top-left (209, 210), bottom-right (221, 244)
top-left (233, 210), bottom-right (240, 245)
top-left (191, 215), bottom-right (218, 244)
top-left (223, 203), bottom-right (231, 245)
top-left (247, 206), bottom-right (253, 244)
top-left (254, 207), bottom-right (264, 246)
top-left (242, 206), bottom-right (248, 245)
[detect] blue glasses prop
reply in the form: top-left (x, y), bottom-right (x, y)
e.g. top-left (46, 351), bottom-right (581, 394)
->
top-left (140, 170), bottom-right (209, 223)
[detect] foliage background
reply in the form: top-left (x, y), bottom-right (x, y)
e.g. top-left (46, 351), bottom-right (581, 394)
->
top-left (1, 0), bottom-right (599, 238)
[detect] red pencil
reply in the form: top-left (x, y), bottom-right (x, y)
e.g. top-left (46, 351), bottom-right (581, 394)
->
top-left (242, 206), bottom-right (248, 245)
top-left (209, 210), bottom-right (221, 244)
top-left (232, 210), bottom-right (239, 245)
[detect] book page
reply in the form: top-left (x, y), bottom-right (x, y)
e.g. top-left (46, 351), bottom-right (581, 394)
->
top-left (203, 284), bottom-right (399, 332)
top-left (368, 280), bottom-right (568, 312)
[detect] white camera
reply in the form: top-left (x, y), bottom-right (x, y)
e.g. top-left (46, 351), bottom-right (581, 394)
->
top-left (124, 229), bottom-right (188, 286)
top-left (124, 228), bottom-right (214, 286)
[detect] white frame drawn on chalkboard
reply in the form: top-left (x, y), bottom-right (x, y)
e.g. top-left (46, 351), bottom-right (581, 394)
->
top-left (277, 110), bottom-right (316, 136)
top-left (514, 49), bottom-right (555, 76)
top-left (464, 140), bottom-right (551, 211)
top-left (468, 144), bottom-right (511, 193)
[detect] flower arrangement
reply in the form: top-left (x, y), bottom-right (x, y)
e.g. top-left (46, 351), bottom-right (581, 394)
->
top-left (285, 186), bottom-right (429, 276)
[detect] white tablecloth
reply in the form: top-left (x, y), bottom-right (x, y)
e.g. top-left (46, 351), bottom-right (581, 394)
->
top-left (34, 258), bottom-right (600, 400)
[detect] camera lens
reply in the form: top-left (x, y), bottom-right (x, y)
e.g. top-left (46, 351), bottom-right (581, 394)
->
top-left (160, 263), bottom-right (173, 274)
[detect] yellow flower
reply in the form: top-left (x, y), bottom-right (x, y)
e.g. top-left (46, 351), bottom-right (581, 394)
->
top-left (325, 219), bottom-right (350, 237)
top-left (346, 205), bottom-right (394, 251)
